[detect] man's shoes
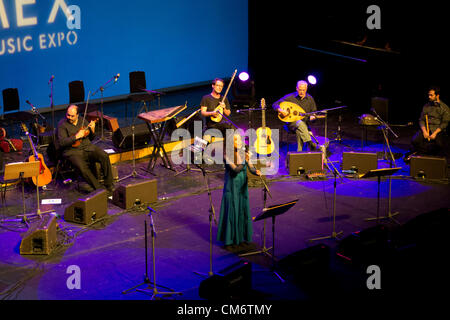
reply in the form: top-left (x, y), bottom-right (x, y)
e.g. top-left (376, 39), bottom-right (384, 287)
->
top-left (403, 151), bottom-right (416, 163)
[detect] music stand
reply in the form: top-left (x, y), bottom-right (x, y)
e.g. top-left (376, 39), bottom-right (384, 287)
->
top-left (122, 210), bottom-right (182, 300)
top-left (240, 176), bottom-right (273, 258)
top-left (252, 199), bottom-right (299, 282)
top-left (361, 167), bottom-right (401, 224)
top-left (118, 101), bottom-right (150, 182)
top-left (3, 161), bottom-right (47, 226)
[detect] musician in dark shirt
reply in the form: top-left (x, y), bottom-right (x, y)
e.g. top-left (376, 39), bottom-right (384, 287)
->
top-left (57, 105), bottom-right (114, 193)
top-left (272, 80), bottom-right (317, 152)
top-left (200, 78), bottom-right (232, 136)
top-left (409, 87), bottom-right (450, 157)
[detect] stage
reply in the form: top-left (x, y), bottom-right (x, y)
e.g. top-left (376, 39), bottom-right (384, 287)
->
top-left (0, 87), bottom-right (449, 301)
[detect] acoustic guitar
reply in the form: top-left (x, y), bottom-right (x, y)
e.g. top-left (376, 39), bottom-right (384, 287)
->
top-left (210, 69), bottom-right (237, 123)
top-left (254, 98), bottom-right (275, 155)
top-left (20, 123), bottom-right (52, 187)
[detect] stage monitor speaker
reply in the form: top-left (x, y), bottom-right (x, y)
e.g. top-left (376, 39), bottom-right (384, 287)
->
top-left (287, 152), bottom-right (323, 175)
top-left (410, 155), bottom-right (447, 180)
top-left (20, 214), bottom-right (57, 255)
top-left (112, 123), bottom-right (151, 150)
top-left (69, 80), bottom-right (85, 103)
top-left (336, 224), bottom-right (391, 264)
top-left (112, 179), bottom-right (157, 209)
top-left (129, 71), bottom-right (146, 93)
top-left (199, 260), bottom-right (252, 300)
top-left (2, 88), bottom-right (20, 113)
top-left (64, 189), bottom-right (108, 224)
top-left (342, 152), bottom-right (378, 174)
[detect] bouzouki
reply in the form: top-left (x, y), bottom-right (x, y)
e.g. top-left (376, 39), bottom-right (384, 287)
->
top-left (20, 123), bottom-right (52, 187)
top-left (210, 69), bottom-right (237, 123)
top-left (254, 98), bottom-right (275, 155)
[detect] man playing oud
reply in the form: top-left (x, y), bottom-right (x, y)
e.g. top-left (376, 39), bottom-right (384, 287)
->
top-left (273, 80), bottom-right (317, 152)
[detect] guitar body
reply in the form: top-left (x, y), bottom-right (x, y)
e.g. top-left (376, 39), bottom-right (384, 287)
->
top-left (20, 122), bottom-right (52, 187)
top-left (278, 101), bottom-right (307, 122)
top-left (28, 153), bottom-right (52, 187)
top-left (254, 98), bottom-right (275, 155)
top-left (210, 105), bottom-right (224, 123)
top-left (254, 127), bottom-right (275, 155)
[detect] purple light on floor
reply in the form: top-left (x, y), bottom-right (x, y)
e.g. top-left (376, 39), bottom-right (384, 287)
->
top-left (238, 72), bottom-right (249, 81)
top-left (307, 75), bottom-right (317, 85)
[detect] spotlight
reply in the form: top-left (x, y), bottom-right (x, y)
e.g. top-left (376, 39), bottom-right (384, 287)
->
top-left (238, 72), bottom-right (249, 82)
top-left (307, 75), bottom-right (317, 85)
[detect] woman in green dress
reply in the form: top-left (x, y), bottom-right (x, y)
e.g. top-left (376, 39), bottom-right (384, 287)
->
top-left (217, 133), bottom-right (261, 250)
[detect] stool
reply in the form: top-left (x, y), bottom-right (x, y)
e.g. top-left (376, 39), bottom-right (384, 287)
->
top-left (282, 124), bottom-right (296, 153)
top-left (360, 124), bottom-right (383, 148)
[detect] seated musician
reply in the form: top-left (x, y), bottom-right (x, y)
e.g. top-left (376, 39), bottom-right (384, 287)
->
top-left (200, 78), bottom-right (233, 137)
top-left (57, 105), bottom-right (114, 194)
top-left (405, 86), bottom-right (450, 160)
top-left (272, 80), bottom-right (317, 152)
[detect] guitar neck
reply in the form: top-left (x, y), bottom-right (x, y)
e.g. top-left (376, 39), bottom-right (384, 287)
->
top-left (262, 108), bottom-right (266, 128)
top-left (27, 133), bottom-right (38, 159)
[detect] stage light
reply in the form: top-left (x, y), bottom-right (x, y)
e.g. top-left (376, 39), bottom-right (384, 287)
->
top-left (238, 72), bottom-right (249, 82)
top-left (307, 75), bottom-right (317, 85)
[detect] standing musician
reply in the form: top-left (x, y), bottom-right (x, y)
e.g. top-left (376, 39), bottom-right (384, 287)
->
top-left (57, 105), bottom-right (114, 194)
top-left (272, 80), bottom-right (318, 152)
top-left (217, 132), bottom-right (261, 251)
top-left (406, 86), bottom-right (450, 159)
top-left (200, 78), bottom-right (233, 136)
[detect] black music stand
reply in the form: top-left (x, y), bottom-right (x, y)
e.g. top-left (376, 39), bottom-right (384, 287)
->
top-left (2, 161), bottom-right (49, 227)
top-left (252, 199), bottom-right (299, 283)
top-left (240, 176), bottom-right (273, 258)
top-left (361, 167), bottom-right (401, 224)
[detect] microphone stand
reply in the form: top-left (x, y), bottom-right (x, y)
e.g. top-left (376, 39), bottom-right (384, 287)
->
top-left (49, 78), bottom-right (55, 142)
top-left (92, 75), bottom-right (118, 142)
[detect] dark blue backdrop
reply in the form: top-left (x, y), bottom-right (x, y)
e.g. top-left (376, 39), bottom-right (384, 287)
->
top-left (0, 0), bottom-right (248, 110)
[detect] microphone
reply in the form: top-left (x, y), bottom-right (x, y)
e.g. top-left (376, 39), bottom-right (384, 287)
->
top-left (26, 100), bottom-right (36, 112)
top-left (48, 75), bottom-right (54, 84)
top-left (114, 73), bottom-right (120, 82)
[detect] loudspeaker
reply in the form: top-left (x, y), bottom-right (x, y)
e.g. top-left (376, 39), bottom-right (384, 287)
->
top-left (371, 96), bottom-right (389, 122)
top-left (2, 88), bottom-right (20, 112)
top-left (64, 189), bottom-right (108, 224)
top-left (129, 71), bottom-right (146, 93)
top-left (410, 155), bottom-right (447, 180)
top-left (20, 214), bottom-right (57, 255)
top-left (112, 179), bottom-right (157, 209)
top-left (336, 224), bottom-right (392, 264)
top-left (342, 152), bottom-right (378, 174)
top-left (112, 123), bottom-right (151, 149)
top-left (287, 152), bottom-right (323, 175)
top-left (69, 80), bottom-right (85, 103)
top-left (199, 260), bottom-right (252, 300)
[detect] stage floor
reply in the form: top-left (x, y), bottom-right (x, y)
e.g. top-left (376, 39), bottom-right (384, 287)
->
top-left (0, 88), bottom-right (449, 301)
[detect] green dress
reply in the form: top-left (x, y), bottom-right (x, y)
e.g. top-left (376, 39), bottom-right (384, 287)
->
top-left (216, 161), bottom-right (255, 246)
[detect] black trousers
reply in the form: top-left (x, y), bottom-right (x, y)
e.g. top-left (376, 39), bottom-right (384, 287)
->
top-left (411, 131), bottom-right (447, 156)
top-left (64, 144), bottom-right (113, 189)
